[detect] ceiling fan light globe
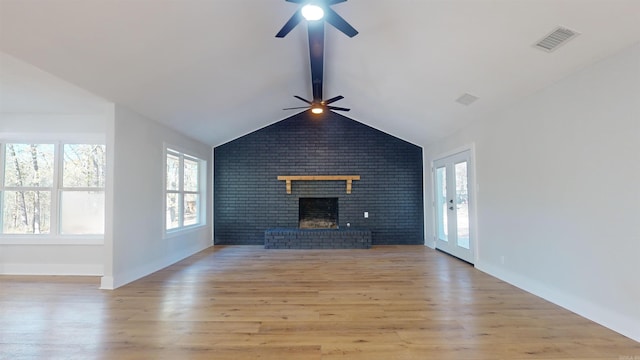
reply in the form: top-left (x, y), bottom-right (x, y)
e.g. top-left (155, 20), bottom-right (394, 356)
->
top-left (301, 4), bottom-right (324, 21)
top-left (311, 107), bottom-right (324, 114)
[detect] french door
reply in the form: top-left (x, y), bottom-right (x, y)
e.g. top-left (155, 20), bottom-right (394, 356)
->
top-left (434, 150), bottom-right (474, 263)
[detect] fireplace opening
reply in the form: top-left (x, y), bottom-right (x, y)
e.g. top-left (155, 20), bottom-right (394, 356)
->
top-left (299, 197), bottom-right (338, 229)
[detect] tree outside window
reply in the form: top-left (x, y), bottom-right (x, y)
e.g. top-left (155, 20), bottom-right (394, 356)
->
top-left (2, 144), bottom-right (54, 234)
top-left (0, 143), bottom-right (105, 236)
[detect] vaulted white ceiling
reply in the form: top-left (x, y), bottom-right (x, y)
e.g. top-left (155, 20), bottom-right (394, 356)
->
top-left (1, 0), bottom-right (639, 146)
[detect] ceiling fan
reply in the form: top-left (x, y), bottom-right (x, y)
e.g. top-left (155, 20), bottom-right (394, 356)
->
top-left (276, 0), bottom-right (358, 114)
top-left (283, 95), bottom-right (350, 114)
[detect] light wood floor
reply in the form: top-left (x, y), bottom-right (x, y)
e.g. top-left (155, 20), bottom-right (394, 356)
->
top-left (1, 245), bottom-right (638, 359)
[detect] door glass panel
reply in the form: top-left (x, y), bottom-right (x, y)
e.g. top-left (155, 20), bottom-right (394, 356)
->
top-left (435, 166), bottom-right (448, 241)
top-left (455, 161), bottom-right (469, 249)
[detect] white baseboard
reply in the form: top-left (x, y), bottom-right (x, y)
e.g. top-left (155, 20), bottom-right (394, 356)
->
top-left (475, 260), bottom-right (640, 343)
top-left (110, 242), bottom-right (211, 289)
top-left (100, 276), bottom-right (114, 290)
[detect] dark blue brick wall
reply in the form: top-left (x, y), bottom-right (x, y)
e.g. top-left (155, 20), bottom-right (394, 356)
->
top-left (214, 111), bottom-right (424, 245)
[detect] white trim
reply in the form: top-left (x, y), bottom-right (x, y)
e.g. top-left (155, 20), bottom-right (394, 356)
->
top-left (431, 143), bottom-right (475, 162)
top-left (430, 162), bottom-right (440, 248)
top-left (210, 146), bottom-right (215, 244)
top-left (163, 144), bottom-right (206, 237)
top-left (0, 141), bottom-right (106, 238)
top-left (102, 111), bottom-right (116, 290)
top-left (100, 276), bottom-right (114, 290)
top-left (51, 143), bottom-right (61, 235)
top-left (423, 147), bottom-right (435, 248)
top-left (468, 144), bottom-right (479, 264)
top-left (476, 260), bottom-right (640, 342)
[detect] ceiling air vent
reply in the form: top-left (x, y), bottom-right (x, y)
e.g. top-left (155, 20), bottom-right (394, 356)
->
top-left (534, 26), bottom-right (579, 52)
top-left (456, 93), bottom-right (479, 106)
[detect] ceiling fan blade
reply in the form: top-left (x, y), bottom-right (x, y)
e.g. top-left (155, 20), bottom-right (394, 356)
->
top-left (328, 106), bottom-right (350, 112)
top-left (324, 7), bottom-right (358, 37)
top-left (276, 10), bottom-right (303, 38)
top-left (294, 95), bottom-right (312, 104)
top-left (286, 0), bottom-right (305, 3)
top-left (324, 95), bottom-right (344, 104)
top-left (283, 106), bottom-right (311, 110)
top-left (327, 0), bottom-right (348, 4)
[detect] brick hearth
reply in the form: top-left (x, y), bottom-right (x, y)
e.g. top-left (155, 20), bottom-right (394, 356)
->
top-left (264, 228), bottom-right (371, 249)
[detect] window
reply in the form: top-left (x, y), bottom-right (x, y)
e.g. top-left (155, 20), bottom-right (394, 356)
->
top-left (0, 142), bottom-right (105, 236)
top-left (165, 148), bottom-right (203, 231)
top-left (2, 144), bottom-right (54, 234)
top-left (60, 144), bottom-right (106, 234)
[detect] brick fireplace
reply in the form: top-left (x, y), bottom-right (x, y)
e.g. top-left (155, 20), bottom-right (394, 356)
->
top-left (214, 111), bottom-right (424, 245)
top-left (264, 196), bottom-right (371, 249)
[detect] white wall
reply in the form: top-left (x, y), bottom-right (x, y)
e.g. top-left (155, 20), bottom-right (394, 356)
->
top-left (101, 105), bottom-right (212, 289)
top-left (0, 52), bottom-right (112, 276)
top-left (424, 43), bottom-right (640, 341)
top-left (1, 53), bottom-right (213, 287)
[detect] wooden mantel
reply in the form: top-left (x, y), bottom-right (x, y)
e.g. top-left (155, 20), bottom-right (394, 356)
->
top-left (277, 175), bottom-right (361, 194)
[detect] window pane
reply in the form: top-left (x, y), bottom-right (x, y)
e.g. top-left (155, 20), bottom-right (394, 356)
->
top-left (60, 191), bottom-right (105, 234)
top-left (455, 161), bottom-right (470, 249)
top-left (4, 144), bottom-right (54, 187)
top-left (184, 194), bottom-right (199, 226)
top-left (2, 191), bottom-right (51, 234)
top-left (183, 158), bottom-right (199, 192)
top-left (63, 144), bottom-right (106, 187)
top-left (166, 193), bottom-right (180, 229)
top-left (166, 153), bottom-right (180, 191)
top-left (436, 167), bottom-right (448, 241)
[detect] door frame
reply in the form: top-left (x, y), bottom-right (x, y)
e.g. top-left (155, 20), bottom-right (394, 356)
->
top-left (430, 144), bottom-right (479, 265)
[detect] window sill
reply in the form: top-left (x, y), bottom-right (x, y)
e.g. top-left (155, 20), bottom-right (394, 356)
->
top-left (0, 236), bottom-right (104, 246)
top-left (164, 224), bottom-right (210, 239)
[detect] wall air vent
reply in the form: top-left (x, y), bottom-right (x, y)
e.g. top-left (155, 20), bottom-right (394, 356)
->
top-left (534, 26), bottom-right (580, 52)
top-left (455, 93), bottom-right (479, 106)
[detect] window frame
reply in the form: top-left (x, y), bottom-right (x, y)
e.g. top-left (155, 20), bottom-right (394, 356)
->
top-left (0, 143), bottom-right (56, 235)
top-left (164, 146), bottom-right (205, 235)
top-left (0, 138), bottom-right (106, 242)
